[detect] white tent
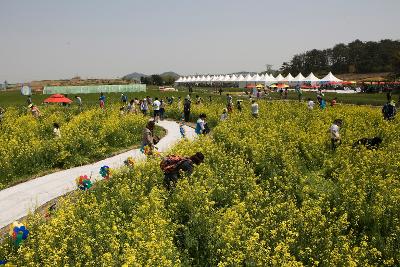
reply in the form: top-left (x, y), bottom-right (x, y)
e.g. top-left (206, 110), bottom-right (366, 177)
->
top-left (176, 77), bottom-right (183, 83)
top-left (253, 74), bottom-right (263, 82)
top-left (223, 74), bottom-right (231, 82)
top-left (210, 75), bottom-right (218, 82)
top-left (218, 75), bottom-right (225, 82)
top-left (230, 74), bottom-right (238, 82)
top-left (275, 74), bottom-right (285, 82)
top-left (320, 72), bottom-right (342, 82)
top-left (283, 73), bottom-right (294, 82)
top-left (292, 73), bottom-right (305, 83)
top-left (264, 74), bottom-right (276, 85)
top-left (205, 75), bottom-right (212, 82)
top-left (199, 75), bottom-right (207, 82)
top-left (244, 74), bottom-right (254, 82)
top-left (304, 72), bottom-right (320, 83)
top-left (237, 74), bottom-right (245, 82)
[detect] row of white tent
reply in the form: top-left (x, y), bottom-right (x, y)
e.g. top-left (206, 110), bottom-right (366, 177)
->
top-left (175, 72), bottom-right (342, 83)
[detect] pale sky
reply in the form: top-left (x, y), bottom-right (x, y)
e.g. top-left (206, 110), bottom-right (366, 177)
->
top-left (0, 0), bottom-right (399, 83)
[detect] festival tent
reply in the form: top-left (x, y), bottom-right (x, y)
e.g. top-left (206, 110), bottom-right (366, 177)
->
top-left (253, 74), bottom-right (263, 82)
top-left (44, 94), bottom-right (73, 104)
top-left (292, 73), bottom-right (305, 83)
top-left (230, 74), bottom-right (238, 82)
top-left (205, 75), bottom-right (212, 82)
top-left (304, 72), bottom-right (320, 83)
top-left (210, 76), bottom-right (218, 82)
top-left (283, 73), bottom-right (294, 82)
top-left (237, 74), bottom-right (246, 82)
top-left (275, 74), bottom-right (285, 82)
top-left (244, 74), bottom-right (253, 82)
top-left (175, 77), bottom-right (183, 83)
top-left (320, 72), bottom-right (342, 83)
top-left (200, 75), bottom-right (207, 82)
top-left (218, 75), bottom-right (225, 82)
top-left (264, 74), bottom-right (277, 85)
top-left (223, 74), bottom-right (231, 82)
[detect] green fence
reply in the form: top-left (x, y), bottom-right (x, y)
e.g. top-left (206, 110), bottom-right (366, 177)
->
top-left (43, 84), bottom-right (146, 94)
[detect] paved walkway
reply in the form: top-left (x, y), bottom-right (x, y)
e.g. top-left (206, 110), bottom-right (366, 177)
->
top-left (0, 120), bottom-right (196, 228)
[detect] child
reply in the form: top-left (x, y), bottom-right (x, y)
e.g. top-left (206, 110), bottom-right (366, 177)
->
top-left (179, 119), bottom-right (186, 138)
top-left (53, 123), bottom-right (61, 138)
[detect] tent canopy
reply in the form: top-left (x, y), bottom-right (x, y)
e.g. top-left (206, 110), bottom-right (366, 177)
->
top-left (320, 72), bottom-right (342, 82)
top-left (44, 94), bottom-right (72, 103)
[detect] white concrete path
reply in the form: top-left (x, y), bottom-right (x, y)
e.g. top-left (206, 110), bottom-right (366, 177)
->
top-left (0, 120), bottom-right (196, 228)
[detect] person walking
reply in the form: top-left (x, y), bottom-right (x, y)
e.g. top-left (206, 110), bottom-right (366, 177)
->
top-left (330, 119), bottom-right (343, 150)
top-left (141, 121), bottom-right (158, 155)
top-left (75, 95), bottom-right (82, 107)
top-left (226, 94), bottom-right (233, 113)
top-left (183, 95), bottom-right (191, 122)
top-left (251, 100), bottom-right (259, 118)
top-left (121, 93), bottom-right (128, 105)
top-left (161, 152), bottom-right (205, 190)
top-left (99, 93), bottom-right (106, 109)
top-left (153, 97), bottom-right (161, 122)
top-left (236, 100), bottom-right (243, 112)
top-left (295, 85), bottom-right (302, 102)
top-left (140, 98), bottom-right (149, 115)
top-left (159, 99), bottom-right (166, 120)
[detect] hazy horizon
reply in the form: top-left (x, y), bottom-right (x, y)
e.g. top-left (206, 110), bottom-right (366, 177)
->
top-left (1, 0), bottom-right (399, 83)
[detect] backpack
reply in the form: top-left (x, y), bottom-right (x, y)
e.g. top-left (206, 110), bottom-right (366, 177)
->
top-left (160, 155), bottom-right (186, 174)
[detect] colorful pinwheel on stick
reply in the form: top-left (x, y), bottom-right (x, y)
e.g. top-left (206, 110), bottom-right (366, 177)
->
top-left (76, 175), bottom-right (92, 191)
top-left (99, 165), bottom-right (112, 180)
top-left (9, 221), bottom-right (29, 246)
top-left (124, 157), bottom-right (135, 168)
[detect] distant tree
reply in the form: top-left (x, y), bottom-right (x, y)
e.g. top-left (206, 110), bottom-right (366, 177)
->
top-left (281, 39), bottom-right (400, 75)
top-left (151, 75), bottom-right (163, 86)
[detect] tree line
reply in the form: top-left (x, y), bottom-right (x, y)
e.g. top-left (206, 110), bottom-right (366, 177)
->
top-left (140, 75), bottom-right (176, 86)
top-left (280, 39), bottom-right (400, 76)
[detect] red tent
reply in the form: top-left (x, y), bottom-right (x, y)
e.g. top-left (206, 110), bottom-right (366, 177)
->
top-left (44, 94), bottom-right (72, 103)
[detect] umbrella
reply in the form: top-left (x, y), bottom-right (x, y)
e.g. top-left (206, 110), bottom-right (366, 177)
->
top-left (269, 84), bottom-right (278, 88)
top-left (44, 94), bottom-right (73, 104)
top-left (277, 84), bottom-right (289, 88)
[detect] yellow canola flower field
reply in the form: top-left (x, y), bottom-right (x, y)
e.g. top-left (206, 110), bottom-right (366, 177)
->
top-left (0, 105), bottom-right (147, 189)
top-left (1, 101), bottom-right (399, 266)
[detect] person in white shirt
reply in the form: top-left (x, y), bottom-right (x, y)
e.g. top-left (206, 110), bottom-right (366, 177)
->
top-left (53, 123), bottom-right (61, 138)
top-left (152, 97), bottom-right (161, 122)
top-left (330, 119), bottom-right (343, 150)
top-left (307, 98), bottom-right (315, 110)
top-left (220, 108), bottom-right (228, 121)
top-left (251, 100), bottom-right (259, 118)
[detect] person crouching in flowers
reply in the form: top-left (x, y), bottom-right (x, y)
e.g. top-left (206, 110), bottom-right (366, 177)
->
top-left (329, 119), bottom-right (343, 150)
top-left (220, 108), bottom-right (228, 121)
top-left (161, 152), bottom-right (205, 190)
top-left (141, 121), bottom-right (159, 155)
top-left (28, 104), bottom-right (41, 118)
top-left (195, 113), bottom-right (207, 135)
top-left (53, 123), bottom-right (61, 138)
